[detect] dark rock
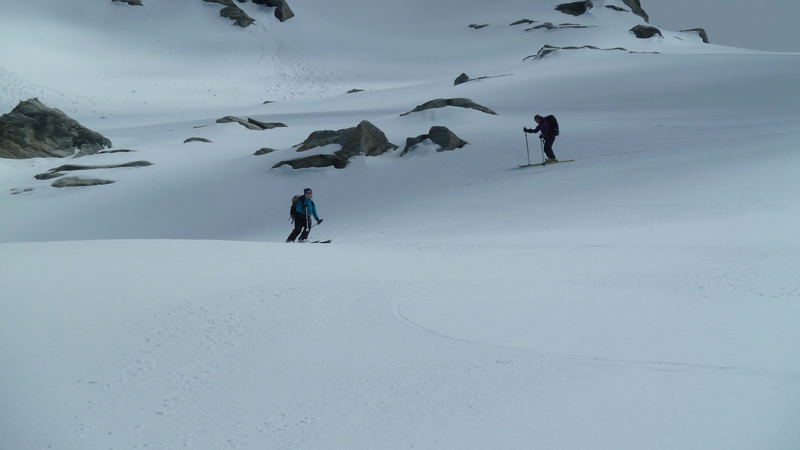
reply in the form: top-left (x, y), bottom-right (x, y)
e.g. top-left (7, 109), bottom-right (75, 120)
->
top-left (605, 5), bottom-right (628, 12)
top-left (247, 117), bottom-right (287, 129)
top-left (335, 120), bottom-right (397, 159)
top-left (217, 115), bottom-right (262, 130)
top-left (221, 5), bottom-right (255, 27)
top-left (681, 28), bottom-right (710, 44)
top-left (204, 0), bottom-right (255, 27)
top-left (555, 1), bottom-right (593, 16)
top-left (428, 126), bottom-right (468, 151)
top-left (0, 98), bottom-right (112, 159)
top-left (454, 73), bottom-right (470, 86)
top-left (112, 0), bottom-right (143, 5)
top-left (98, 149), bottom-right (135, 154)
top-left (272, 154), bottom-right (348, 170)
top-left (402, 126), bottom-right (467, 155)
top-left (469, 24), bottom-right (488, 29)
top-left (252, 0), bottom-right (295, 22)
top-left (510, 19), bottom-right (536, 26)
top-left (622, 0), bottom-right (649, 22)
top-left (526, 22), bottom-right (592, 31)
top-left (275, 120), bottom-right (397, 169)
top-left (526, 45), bottom-right (641, 60)
top-left (347, 89), bottom-right (364, 94)
top-left (297, 129), bottom-right (348, 152)
top-left (400, 98), bottom-right (497, 116)
top-left (630, 25), bottom-right (662, 39)
top-left (254, 148), bottom-right (278, 156)
top-left (51, 177), bottom-right (115, 188)
top-left (47, 161), bottom-right (153, 173)
top-left (184, 137), bottom-right (212, 143)
top-left (35, 172), bottom-right (64, 180)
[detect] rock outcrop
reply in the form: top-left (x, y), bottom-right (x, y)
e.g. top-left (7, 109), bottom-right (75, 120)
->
top-left (203, 0), bottom-right (255, 27)
top-left (47, 161), bottom-right (153, 173)
top-left (525, 44), bottom-right (658, 60)
top-left (0, 98), bottom-right (112, 159)
top-left (454, 73), bottom-right (471, 85)
top-left (184, 137), bottom-right (212, 143)
top-left (630, 25), bottom-right (662, 39)
top-left (112, 0), bottom-right (143, 5)
top-left (401, 126), bottom-right (468, 156)
top-left (681, 28), bottom-right (710, 44)
top-left (51, 177), bottom-right (115, 188)
top-left (254, 147), bottom-right (277, 156)
top-left (252, 0), bottom-right (295, 22)
top-left (221, 5), bottom-right (255, 27)
top-left (555, 1), bottom-right (593, 16)
top-left (400, 98), bottom-right (497, 116)
top-left (216, 115), bottom-right (287, 130)
top-left (622, 0), bottom-right (649, 23)
top-left (273, 120), bottom-right (397, 169)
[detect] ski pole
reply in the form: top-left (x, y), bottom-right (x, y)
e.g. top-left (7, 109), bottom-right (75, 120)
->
top-left (524, 130), bottom-right (531, 165)
top-left (540, 136), bottom-right (546, 164)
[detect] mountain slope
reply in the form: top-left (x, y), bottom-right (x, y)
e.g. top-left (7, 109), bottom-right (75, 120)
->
top-left (1, 1), bottom-right (799, 450)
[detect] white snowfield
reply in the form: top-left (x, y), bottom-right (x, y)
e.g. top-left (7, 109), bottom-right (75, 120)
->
top-left (1, 1), bottom-right (799, 449)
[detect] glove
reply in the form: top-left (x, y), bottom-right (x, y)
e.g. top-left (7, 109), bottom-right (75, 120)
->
top-left (523, 127), bottom-right (532, 133)
top-left (316, 218), bottom-right (323, 225)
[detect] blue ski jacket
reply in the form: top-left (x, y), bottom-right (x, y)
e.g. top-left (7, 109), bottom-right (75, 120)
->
top-left (295, 196), bottom-right (319, 220)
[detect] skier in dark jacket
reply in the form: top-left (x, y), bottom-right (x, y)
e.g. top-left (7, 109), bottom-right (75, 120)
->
top-left (524, 115), bottom-right (557, 162)
top-left (287, 188), bottom-right (322, 243)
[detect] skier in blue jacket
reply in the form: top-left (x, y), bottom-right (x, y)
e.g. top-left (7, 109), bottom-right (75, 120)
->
top-left (287, 188), bottom-right (322, 242)
top-left (524, 115), bottom-right (558, 162)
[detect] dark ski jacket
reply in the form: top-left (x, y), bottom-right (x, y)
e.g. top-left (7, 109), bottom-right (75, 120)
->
top-left (532, 118), bottom-right (555, 139)
top-left (294, 196), bottom-right (319, 220)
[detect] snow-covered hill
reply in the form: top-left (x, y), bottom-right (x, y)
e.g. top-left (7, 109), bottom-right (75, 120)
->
top-left (1, 1), bottom-right (799, 449)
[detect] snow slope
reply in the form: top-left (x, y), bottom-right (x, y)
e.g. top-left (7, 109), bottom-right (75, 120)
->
top-left (1, 1), bottom-right (799, 449)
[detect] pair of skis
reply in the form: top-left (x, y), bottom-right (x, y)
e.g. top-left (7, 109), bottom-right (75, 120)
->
top-left (520, 132), bottom-right (573, 168)
top-left (519, 159), bottom-right (574, 168)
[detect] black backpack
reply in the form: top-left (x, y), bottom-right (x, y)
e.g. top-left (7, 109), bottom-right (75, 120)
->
top-left (546, 115), bottom-right (560, 136)
top-left (290, 194), bottom-right (302, 219)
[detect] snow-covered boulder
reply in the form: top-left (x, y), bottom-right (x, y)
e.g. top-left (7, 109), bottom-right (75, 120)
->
top-left (273, 120), bottom-right (397, 169)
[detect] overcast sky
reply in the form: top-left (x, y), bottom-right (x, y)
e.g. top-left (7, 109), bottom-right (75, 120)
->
top-left (644, 0), bottom-right (800, 52)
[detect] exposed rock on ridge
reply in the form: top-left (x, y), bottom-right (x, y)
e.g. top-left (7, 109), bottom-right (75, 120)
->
top-left (0, 98), bottom-right (112, 159)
